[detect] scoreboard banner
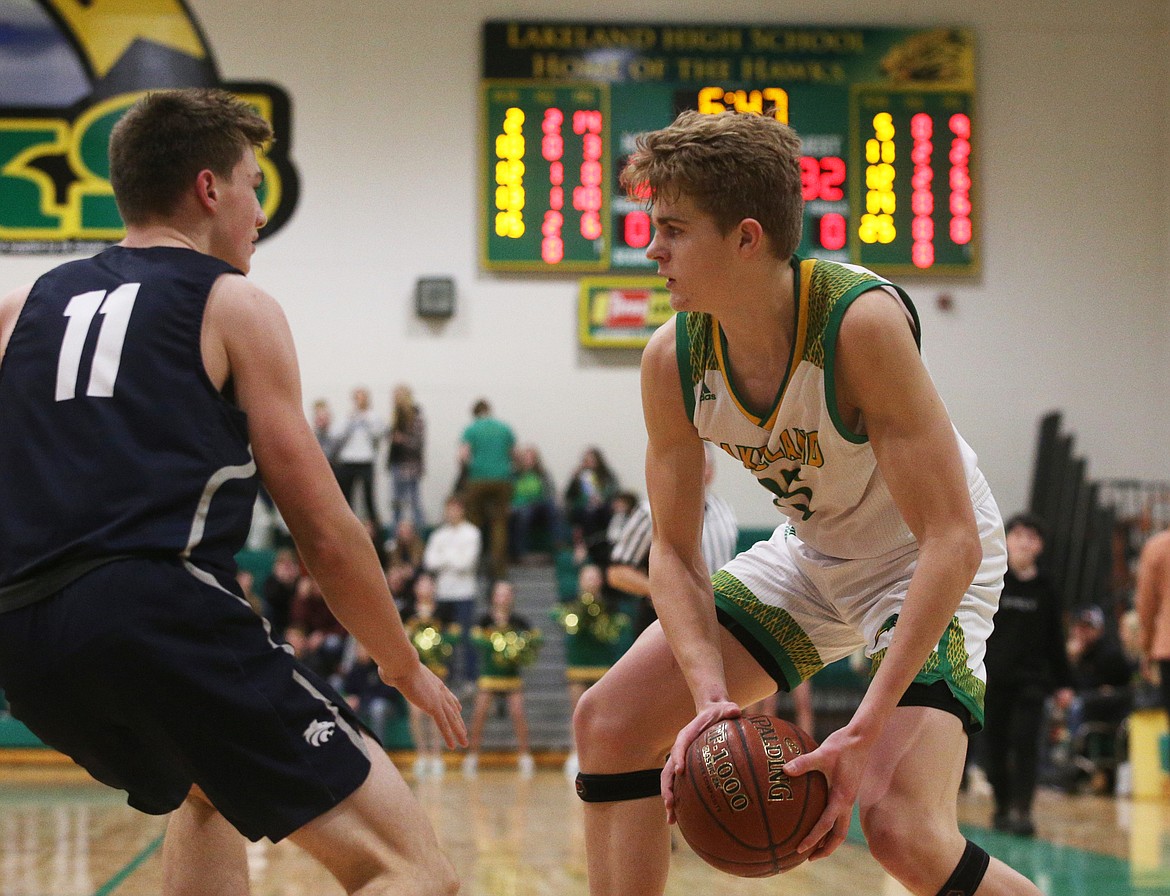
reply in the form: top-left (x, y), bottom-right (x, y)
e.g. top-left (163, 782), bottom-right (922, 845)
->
top-left (481, 21), bottom-right (977, 277)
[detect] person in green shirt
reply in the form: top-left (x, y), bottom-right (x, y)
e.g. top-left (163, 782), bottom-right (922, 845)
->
top-left (458, 399), bottom-right (516, 579)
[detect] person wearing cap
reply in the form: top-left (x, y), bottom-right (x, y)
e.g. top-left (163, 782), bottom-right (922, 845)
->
top-left (981, 513), bottom-right (1073, 836)
top-left (1066, 602), bottom-right (1136, 793)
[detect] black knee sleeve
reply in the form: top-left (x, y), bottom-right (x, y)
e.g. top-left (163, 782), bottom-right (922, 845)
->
top-left (937, 839), bottom-right (990, 896)
top-left (574, 769), bottom-right (663, 803)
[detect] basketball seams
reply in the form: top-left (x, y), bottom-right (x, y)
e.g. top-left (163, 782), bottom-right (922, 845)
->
top-left (733, 717), bottom-right (783, 872)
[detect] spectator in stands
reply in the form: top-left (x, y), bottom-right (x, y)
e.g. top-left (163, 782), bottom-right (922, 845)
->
top-left (404, 573), bottom-right (459, 779)
top-left (458, 399), bottom-right (516, 580)
top-left (424, 494), bottom-right (483, 691)
top-left (509, 444), bottom-right (563, 563)
top-left (607, 444), bottom-right (738, 639)
top-left (339, 638), bottom-right (403, 744)
top-left (285, 575), bottom-right (348, 681)
top-left (604, 491), bottom-right (640, 554)
top-left (310, 397), bottom-right (337, 468)
top-left (1066, 605), bottom-right (1135, 762)
top-left (981, 512), bottom-right (1073, 836)
top-left (387, 384), bottom-right (426, 529)
top-left (1136, 527), bottom-right (1170, 722)
top-left (333, 386), bottom-right (383, 533)
top-left (385, 560), bottom-right (418, 619)
top-left (462, 581), bottom-right (541, 779)
top-left (262, 547), bottom-right (302, 642)
top-left (564, 446), bottom-right (620, 564)
top-left (385, 518), bottom-right (426, 574)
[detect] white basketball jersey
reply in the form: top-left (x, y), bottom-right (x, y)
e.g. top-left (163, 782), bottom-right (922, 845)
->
top-left (676, 256), bottom-right (986, 560)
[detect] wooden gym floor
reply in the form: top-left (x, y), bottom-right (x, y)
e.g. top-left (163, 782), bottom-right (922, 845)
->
top-left (0, 751), bottom-right (1163, 896)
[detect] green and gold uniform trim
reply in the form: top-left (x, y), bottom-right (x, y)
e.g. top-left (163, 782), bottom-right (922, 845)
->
top-left (711, 569), bottom-right (823, 686)
top-left (478, 675), bottom-right (523, 692)
top-left (566, 666), bottom-right (610, 684)
top-left (675, 257), bottom-right (813, 428)
top-left (870, 614), bottom-right (986, 727)
top-left (814, 262), bottom-right (921, 443)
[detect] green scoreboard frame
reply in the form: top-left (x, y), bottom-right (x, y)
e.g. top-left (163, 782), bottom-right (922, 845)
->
top-left (481, 21), bottom-right (978, 277)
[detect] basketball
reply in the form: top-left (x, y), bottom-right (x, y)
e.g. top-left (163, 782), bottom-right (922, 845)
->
top-left (673, 714), bottom-right (828, 877)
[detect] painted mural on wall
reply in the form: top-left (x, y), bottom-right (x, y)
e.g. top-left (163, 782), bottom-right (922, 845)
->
top-left (0, 0), bottom-right (298, 254)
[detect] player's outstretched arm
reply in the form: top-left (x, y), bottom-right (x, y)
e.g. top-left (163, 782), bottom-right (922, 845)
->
top-left (640, 319), bottom-right (741, 818)
top-left (204, 275), bottom-right (467, 747)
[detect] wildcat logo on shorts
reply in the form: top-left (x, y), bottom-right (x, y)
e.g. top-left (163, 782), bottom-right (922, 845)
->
top-left (303, 719), bottom-right (336, 746)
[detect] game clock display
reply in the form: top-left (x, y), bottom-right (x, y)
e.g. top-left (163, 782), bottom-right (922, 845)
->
top-left (481, 21), bottom-right (977, 276)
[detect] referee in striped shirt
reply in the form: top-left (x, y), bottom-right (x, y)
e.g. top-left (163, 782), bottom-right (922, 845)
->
top-left (607, 444), bottom-right (739, 637)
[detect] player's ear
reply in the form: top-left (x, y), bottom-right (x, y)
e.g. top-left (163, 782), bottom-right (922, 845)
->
top-left (195, 169), bottom-right (218, 210)
top-left (737, 218), bottom-right (766, 256)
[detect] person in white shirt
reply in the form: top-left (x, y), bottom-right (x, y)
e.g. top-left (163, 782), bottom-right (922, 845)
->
top-left (334, 386), bottom-right (383, 533)
top-left (424, 494), bottom-right (483, 690)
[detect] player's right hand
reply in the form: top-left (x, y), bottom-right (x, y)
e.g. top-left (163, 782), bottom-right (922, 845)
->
top-left (381, 661), bottom-right (468, 749)
top-left (661, 700), bottom-right (741, 824)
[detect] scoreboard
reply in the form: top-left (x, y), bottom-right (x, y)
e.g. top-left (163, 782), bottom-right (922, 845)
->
top-left (481, 21), bottom-right (977, 276)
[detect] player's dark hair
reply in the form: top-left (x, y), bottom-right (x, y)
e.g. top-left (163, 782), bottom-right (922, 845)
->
top-left (619, 109), bottom-right (804, 260)
top-left (1004, 511), bottom-right (1048, 542)
top-left (109, 88), bottom-right (273, 225)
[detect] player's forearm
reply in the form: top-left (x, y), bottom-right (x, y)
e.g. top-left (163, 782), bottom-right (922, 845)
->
top-left (297, 514), bottom-right (418, 677)
top-left (651, 545), bottom-right (728, 707)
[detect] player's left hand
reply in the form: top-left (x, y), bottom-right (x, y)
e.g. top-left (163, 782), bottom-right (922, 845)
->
top-left (661, 700), bottom-right (741, 824)
top-left (782, 724), bottom-right (872, 860)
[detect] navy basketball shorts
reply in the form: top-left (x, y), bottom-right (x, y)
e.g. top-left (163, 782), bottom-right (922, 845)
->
top-left (0, 558), bottom-right (373, 842)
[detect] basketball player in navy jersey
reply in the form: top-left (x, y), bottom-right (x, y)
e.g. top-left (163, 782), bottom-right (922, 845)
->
top-left (0, 89), bottom-right (465, 896)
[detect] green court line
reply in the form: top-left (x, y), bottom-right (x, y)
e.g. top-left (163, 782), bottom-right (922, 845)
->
top-left (843, 808), bottom-right (1150, 896)
top-left (93, 832), bottom-right (164, 896)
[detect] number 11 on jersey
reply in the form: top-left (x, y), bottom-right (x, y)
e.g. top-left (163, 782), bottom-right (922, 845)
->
top-left (55, 283), bottom-right (140, 402)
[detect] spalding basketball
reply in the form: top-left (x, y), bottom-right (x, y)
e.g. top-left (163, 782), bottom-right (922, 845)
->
top-left (674, 714), bottom-right (828, 877)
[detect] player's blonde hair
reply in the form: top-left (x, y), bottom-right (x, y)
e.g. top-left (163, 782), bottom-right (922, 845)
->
top-left (619, 110), bottom-right (804, 259)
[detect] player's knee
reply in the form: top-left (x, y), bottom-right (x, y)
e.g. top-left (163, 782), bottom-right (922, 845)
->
top-left (858, 796), bottom-right (932, 877)
top-left (573, 684), bottom-right (641, 765)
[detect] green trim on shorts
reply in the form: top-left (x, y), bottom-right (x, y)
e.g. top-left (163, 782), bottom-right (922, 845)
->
top-left (870, 614), bottom-right (986, 727)
top-left (711, 569), bottom-right (823, 684)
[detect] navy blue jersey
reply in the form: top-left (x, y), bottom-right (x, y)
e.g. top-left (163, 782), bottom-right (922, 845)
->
top-left (0, 246), bottom-right (258, 606)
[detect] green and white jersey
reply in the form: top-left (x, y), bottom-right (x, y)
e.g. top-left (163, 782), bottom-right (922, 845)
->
top-left (676, 255), bottom-right (986, 560)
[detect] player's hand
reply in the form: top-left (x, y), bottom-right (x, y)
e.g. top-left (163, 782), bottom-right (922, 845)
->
top-left (782, 725), bottom-right (870, 860)
top-left (381, 661), bottom-right (468, 749)
top-left (661, 700), bottom-right (741, 824)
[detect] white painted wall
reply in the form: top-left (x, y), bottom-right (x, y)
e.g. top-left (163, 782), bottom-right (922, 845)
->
top-left (3, 0), bottom-right (1168, 527)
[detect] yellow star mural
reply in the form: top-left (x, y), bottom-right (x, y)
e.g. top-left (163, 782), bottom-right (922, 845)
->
top-left (44, 0), bottom-right (208, 78)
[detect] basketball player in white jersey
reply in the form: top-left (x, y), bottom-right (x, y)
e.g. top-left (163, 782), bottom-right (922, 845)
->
top-left (572, 109), bottom-right (1041, 896)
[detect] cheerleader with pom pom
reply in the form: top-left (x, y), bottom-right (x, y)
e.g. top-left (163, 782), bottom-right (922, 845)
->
top-left (404, 572), bottom-right (460, 779)
top-left (462, 580), bottom-right (542, 778)
top-left (552, 564), bottom-right (629, 778)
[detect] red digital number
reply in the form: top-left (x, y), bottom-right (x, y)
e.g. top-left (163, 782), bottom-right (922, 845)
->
top-left (818, 213), bottom-right (846, 251)
top-left (912, 241), bottom-right (934, 269)
top-left (624, 210), bottom-right (651, 249)
top-left (800, 156), bottom-right (846, 202)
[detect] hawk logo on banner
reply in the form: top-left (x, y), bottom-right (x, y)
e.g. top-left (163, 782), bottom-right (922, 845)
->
top-left (0, 0), bottom-right (299, 254)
